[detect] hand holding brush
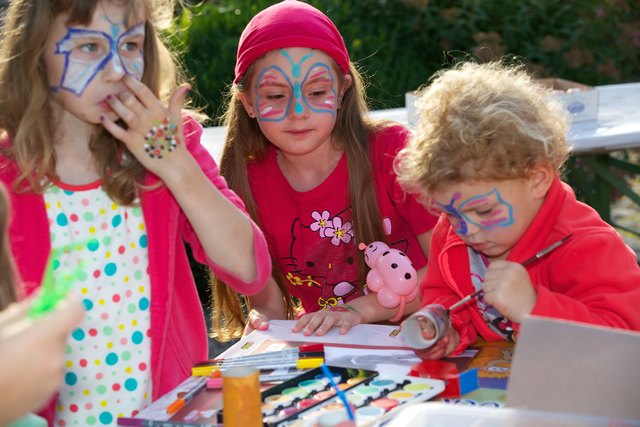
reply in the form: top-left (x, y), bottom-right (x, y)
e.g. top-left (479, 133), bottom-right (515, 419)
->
top-left (401, 235), bottom-right (572, 352)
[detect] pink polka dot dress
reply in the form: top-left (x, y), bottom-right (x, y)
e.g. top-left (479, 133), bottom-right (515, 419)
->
top-left (44, 181), bottom-right (152, 426)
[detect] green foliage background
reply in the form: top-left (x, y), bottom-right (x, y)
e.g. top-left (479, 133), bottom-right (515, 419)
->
top-left (171, 0), bottom-right (640, 124)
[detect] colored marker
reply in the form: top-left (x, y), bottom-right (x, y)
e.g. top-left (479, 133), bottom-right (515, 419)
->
top-left (195, 343), bottom-right (324, 367)
top-left (166, 377), bottom-right (208, 414)
top-left (250, 356), bottom-right (325, 371)
top-left (193, 357), bottom-right (325, 377)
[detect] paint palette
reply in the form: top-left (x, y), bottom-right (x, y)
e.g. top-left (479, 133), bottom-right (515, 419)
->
top-left (257, 366), bottom-right (445, 427)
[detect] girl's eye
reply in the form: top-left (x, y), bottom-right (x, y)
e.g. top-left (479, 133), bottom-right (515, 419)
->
top-left (121, 41), bottom-right (141, 52)
top-left (266, 93), bottom-right (287, 101)
top-left (79, 43), bottom-right (99, 53)
top-left (475, 208), bottom-right (493, 216)
top-left (308, 90), bottom-right (327, 97)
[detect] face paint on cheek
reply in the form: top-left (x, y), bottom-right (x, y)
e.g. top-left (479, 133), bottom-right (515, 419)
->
top-left (477, 208), bottom-right (510, 228)
top-left (458, 188), bottom-right (515, 231)
top-left (438, 192), bottom-right (469, 236)
top-left (302, 64), bottom-right (338, 113)
top-left (254, 68), bottom-right (291, 121)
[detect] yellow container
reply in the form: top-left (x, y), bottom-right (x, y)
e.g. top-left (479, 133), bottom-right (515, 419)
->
top-left (222, 367), bottom-right (262, 427)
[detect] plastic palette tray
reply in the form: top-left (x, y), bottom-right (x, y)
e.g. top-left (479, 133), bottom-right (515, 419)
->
top-left (257, 366), bottom-right (445, 427)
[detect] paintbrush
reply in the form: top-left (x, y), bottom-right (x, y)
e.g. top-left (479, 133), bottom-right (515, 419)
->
top-left (447, 234), bottom-right (573, 314)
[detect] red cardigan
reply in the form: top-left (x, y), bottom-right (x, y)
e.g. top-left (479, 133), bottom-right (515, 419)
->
top-left (421, 176), bottom-right (640, 354)
top-left (1, 117), bottom-right (271, 423)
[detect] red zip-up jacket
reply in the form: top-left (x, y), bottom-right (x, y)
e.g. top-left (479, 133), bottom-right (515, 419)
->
top-left (422, 176), bottom-right (640, 354)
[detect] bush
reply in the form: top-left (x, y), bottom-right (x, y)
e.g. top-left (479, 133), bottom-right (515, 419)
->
top-left (171, 0), bottom-right (640, 123)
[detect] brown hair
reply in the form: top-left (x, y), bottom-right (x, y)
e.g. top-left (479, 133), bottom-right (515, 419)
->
top-left (0, 0), bottom-right (194, 205)
top-left (0, 183), bottom-right (16, 310)
top-left (396, 61), bottom-right (571, 198)
top-left (211, 58), bottom-right (394, 341)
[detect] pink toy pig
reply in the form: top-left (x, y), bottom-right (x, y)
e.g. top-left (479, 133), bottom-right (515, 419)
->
top-left (359, 241), bottom-right (419, 322)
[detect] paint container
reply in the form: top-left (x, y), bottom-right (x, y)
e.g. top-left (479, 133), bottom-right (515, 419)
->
top-left (222, 366), bottom-right (261, 427)
top-left (401, 304), bottom-right (451, 349)
top-left (356, 406), bottom-right (385, 424)
top-left (369, 378), bottom-right (399, 392)
top-left (315, 409), bottom-right (356, 427)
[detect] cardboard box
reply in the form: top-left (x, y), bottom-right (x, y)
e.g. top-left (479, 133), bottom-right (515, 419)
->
top-left (539, 77), bottom-right (599, 122)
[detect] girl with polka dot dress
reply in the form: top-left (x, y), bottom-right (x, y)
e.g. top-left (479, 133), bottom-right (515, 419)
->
top-left (0, 1), bottom-right (272, 425)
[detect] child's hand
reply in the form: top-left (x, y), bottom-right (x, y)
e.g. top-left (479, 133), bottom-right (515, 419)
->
top-left (482, 260), bottom-right (537, 323)
top-left (100, 75), bottom-right (191, 181)
top-left (0, 294), bottom-right (84, 425)
top-left (412, 316), bottom-right (459, 360)
top-left (243, 308), bottom-right (273, 335)
top-left (292, 305), bottom-right (364, 336)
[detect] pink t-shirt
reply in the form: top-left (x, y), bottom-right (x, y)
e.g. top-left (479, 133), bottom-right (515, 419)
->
top-left (248, 125), bottom-right (438, 312)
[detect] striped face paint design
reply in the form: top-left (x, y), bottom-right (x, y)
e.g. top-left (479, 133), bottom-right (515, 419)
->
top-left (254, 50), bottom-right (338, 122)
top-left (54, 20), bottom-right (145, 96)
top-left (438, 188), bottom-right (514, 236)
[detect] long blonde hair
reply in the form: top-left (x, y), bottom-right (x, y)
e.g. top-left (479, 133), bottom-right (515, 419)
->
top-left (0, 0), bottom-right (191, 205)
top-left (211, 58), bottom-right (394, 341)
top-left (0, 183), bottom-right (16, 310)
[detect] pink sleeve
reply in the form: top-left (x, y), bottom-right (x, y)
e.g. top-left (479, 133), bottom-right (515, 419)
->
top-left (179, 116), bottom-right (271, 295)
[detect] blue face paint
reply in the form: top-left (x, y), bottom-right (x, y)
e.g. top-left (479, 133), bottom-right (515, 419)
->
top-left (438, 188), bottom-right (514, 236)
top-left (253, 50), bottom-right (338, 122)
top-left (282, 50), bottom-right (310, 116)
top-left (54, 22), bottom-right (145, 96)
top-left (440, 192), bottom-right (468, 235)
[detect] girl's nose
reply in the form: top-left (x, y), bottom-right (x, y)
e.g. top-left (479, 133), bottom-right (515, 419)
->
top-left (103, 55), bottom-right (126, 81)
top-left (288, 82), bottom-right (309, 119)
top-left (288, 99), bottom-right (309, 119)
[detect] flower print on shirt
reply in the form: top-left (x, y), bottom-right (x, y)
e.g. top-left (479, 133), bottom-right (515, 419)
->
top-left (283, 207), bottom-right (361, 311)
top-left (324, 215), bottom-right (354, 246)
top-left (310, 210), bottom-right (331, 238)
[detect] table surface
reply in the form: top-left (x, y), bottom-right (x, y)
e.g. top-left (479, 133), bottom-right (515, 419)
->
top-left (200, 82), bottom-right (640, 163)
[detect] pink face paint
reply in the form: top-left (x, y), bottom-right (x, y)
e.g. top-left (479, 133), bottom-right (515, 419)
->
top-left (253, 50), bottom-right (338, 122)
top-left (438, 189), bottom-right (514, 235)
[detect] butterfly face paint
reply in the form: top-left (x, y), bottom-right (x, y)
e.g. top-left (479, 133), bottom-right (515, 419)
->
top-left (53, 20), bottom-right (145, 96)
top-left (438, 188), bottom-right (514, 236)
top-left (254, 50), bottom-right (338, 122)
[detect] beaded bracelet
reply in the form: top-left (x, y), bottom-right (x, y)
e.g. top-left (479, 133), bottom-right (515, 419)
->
top-left (144, 117), bottom-right (178, 159)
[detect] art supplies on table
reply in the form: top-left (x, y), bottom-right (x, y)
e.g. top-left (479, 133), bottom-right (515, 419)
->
top-left (222, 366), bottom-right (262, 426)
top-left (118, 366), bottom-right (445, 427)
top-left (198, 344), bottom-right (325, 367)
top-left (255, 366), bottom-right (444, 427)
top-left (220, 321), bottom-right (410, 359)
top-left (192, 344), bottom-right (325, 380)
top-left (167, 377), bottom-right (209, 414)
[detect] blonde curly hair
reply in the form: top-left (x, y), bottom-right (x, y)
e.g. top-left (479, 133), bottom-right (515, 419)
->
top-left (395, 61), bottom-right (571, 197)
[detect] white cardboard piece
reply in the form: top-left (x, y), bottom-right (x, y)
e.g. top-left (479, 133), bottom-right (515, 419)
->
top-left (506, 315), bottom-right (640, 420)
